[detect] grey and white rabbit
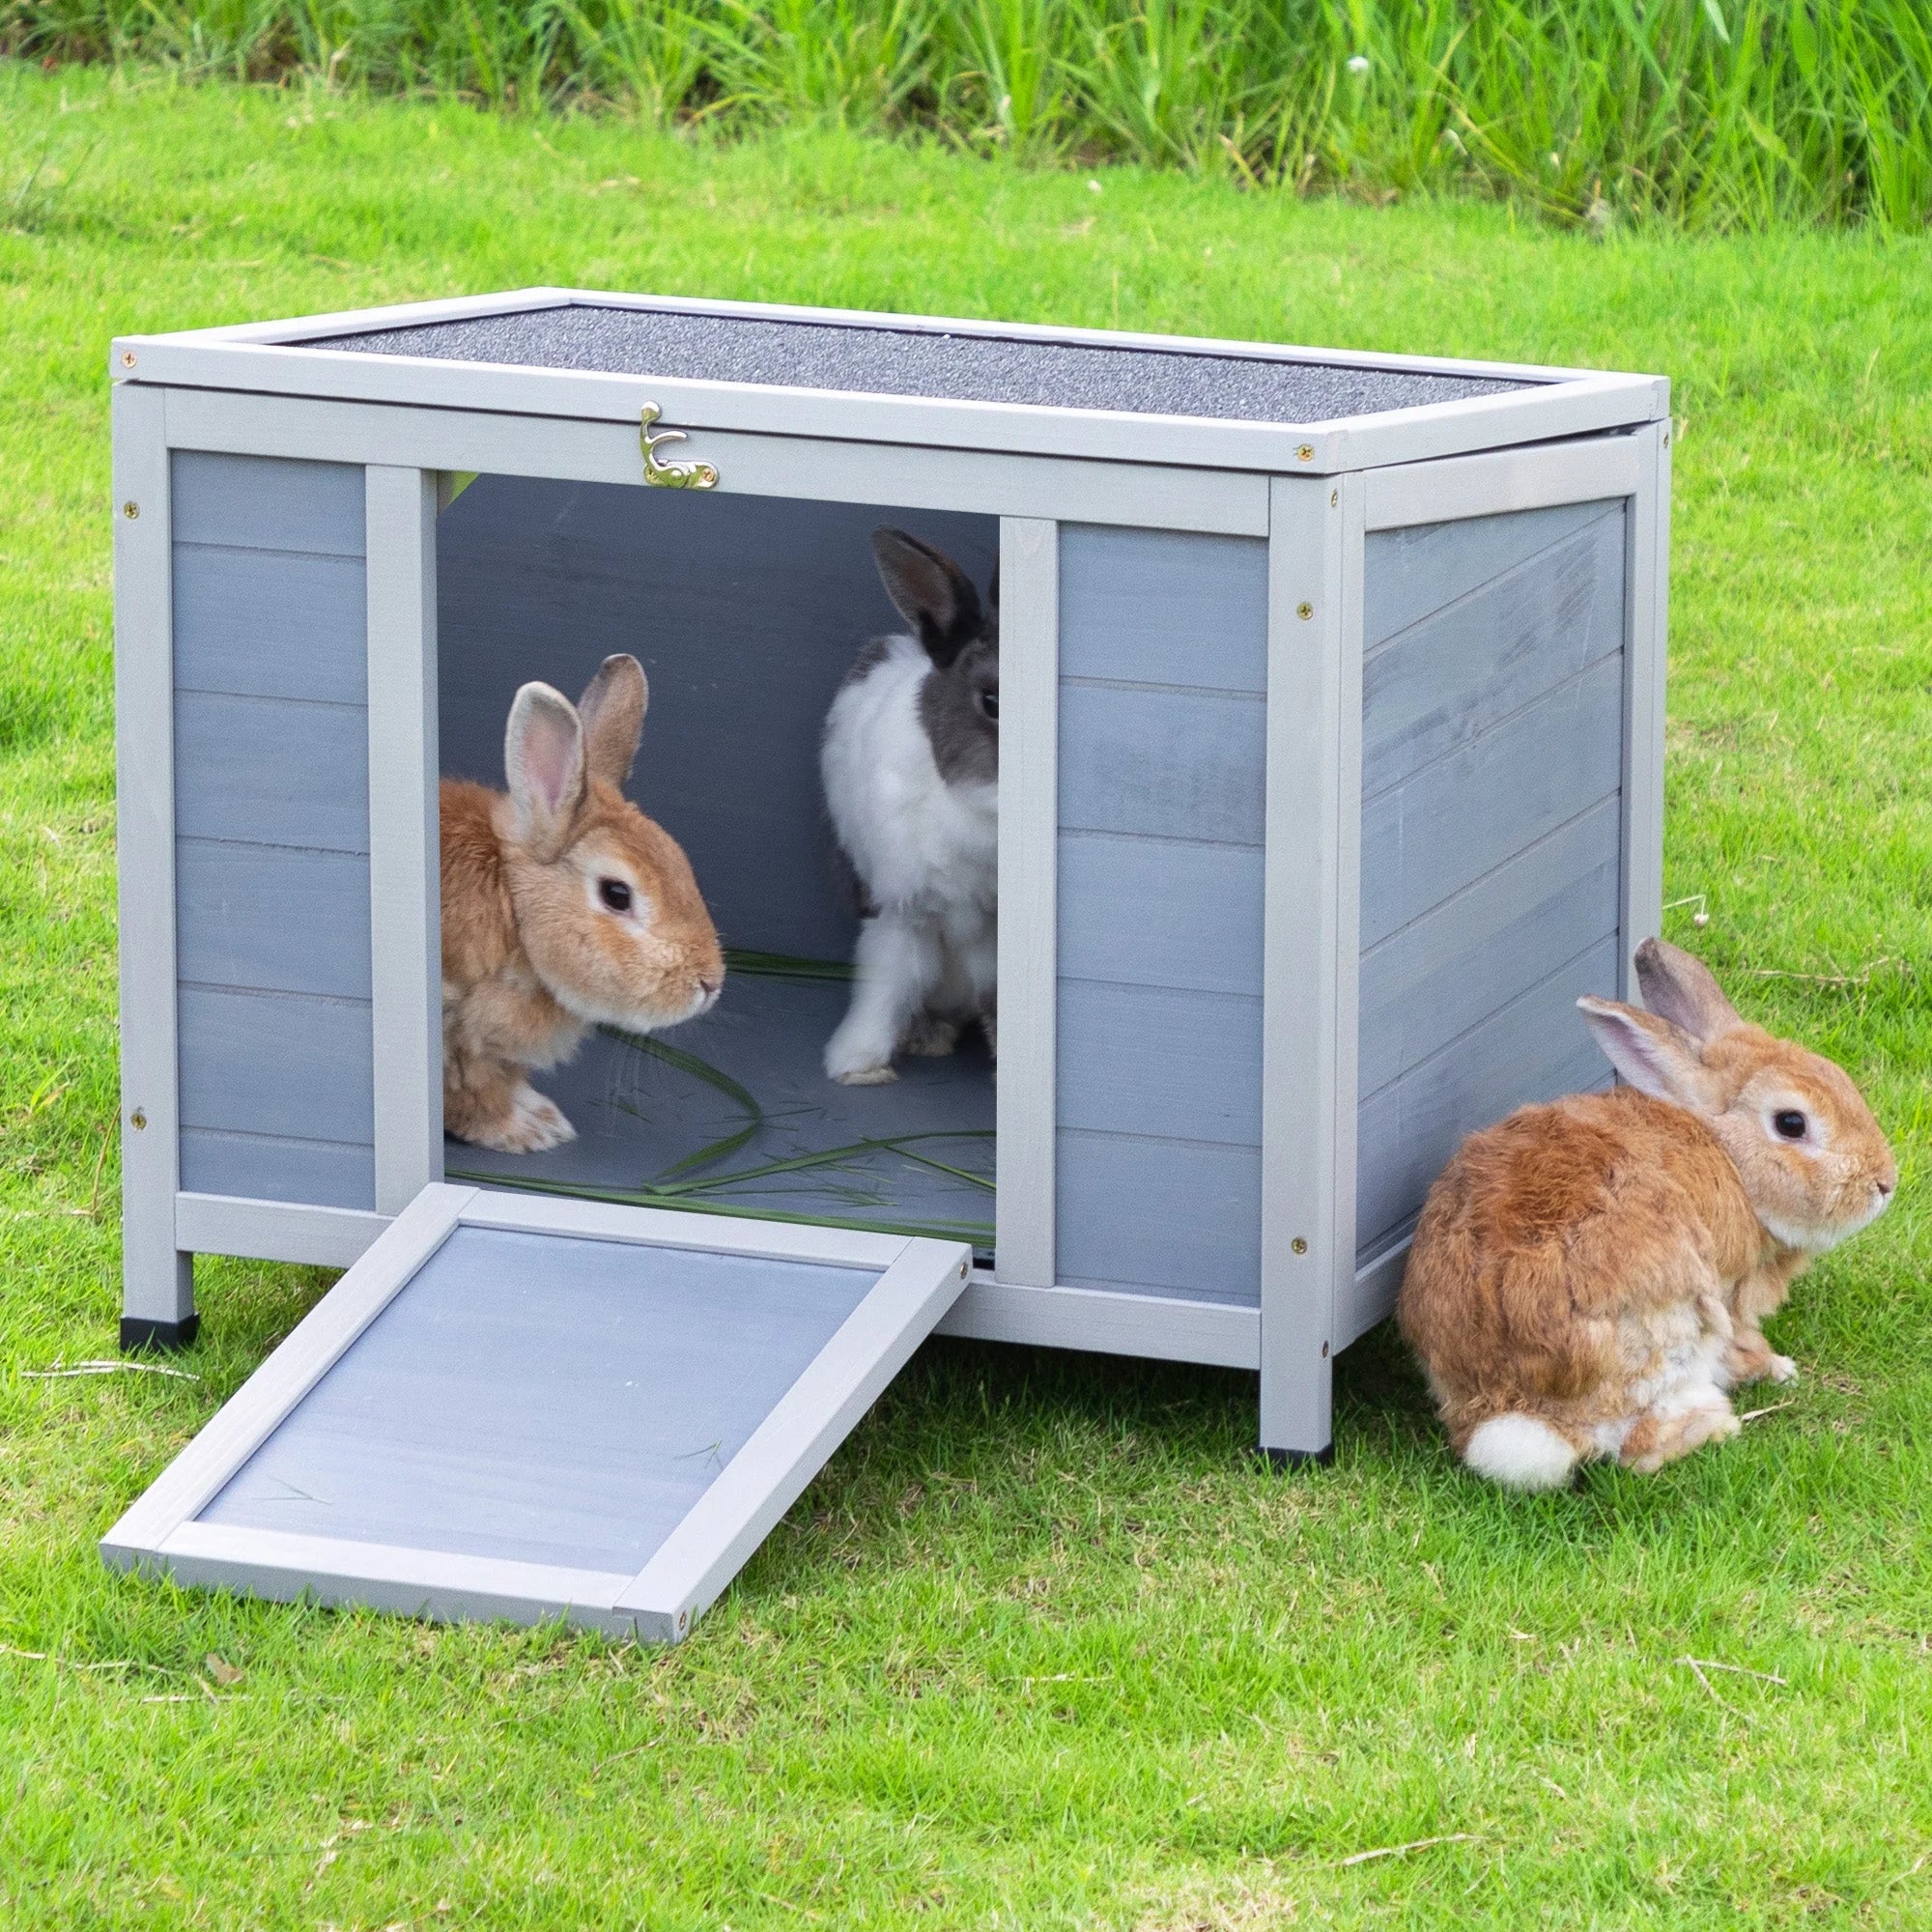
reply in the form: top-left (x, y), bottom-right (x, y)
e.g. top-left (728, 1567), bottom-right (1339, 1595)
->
top-left (820, 528), bottom-right (998, 1085)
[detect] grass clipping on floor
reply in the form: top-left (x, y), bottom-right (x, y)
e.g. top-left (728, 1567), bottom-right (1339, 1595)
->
top-left (2, 67), bottom-right (1931, 1931)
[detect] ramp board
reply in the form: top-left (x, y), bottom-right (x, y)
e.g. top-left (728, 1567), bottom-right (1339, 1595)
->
top-left (102, 1185), bottom-right (970, 1641)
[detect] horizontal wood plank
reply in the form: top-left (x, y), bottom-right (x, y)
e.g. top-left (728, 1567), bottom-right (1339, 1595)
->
top-left (1058, 682), bottom-right (1265, 846)
top-left (1057, 832), bottom-right (1264, 996)
top-left (1057, 981), bottom-right (1264, 1146)
top-left (179, 1127), bottom-right (377, 1211)
top-left (178, 984), bottom-right (375, 1145)
top-left (175, 838), bottom-right (373, 1000)
top-left (173, 544), bottom-right (368, 704)
top-left (173, 690), bottom-right (371, 854)
top-left (171, 450), bottom-right (366, 557)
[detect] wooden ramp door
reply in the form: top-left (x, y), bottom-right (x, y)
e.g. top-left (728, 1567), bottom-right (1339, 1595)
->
top-left (102, 1186), bottom-right (970, 1641)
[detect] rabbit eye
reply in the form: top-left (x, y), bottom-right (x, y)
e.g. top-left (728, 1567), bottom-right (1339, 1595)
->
top-left (980, 690), bottom-right (999, 721)
top-left (598, 878), bottom-right (634, 913)
top-left (1774, 1109), bottom-right (1807, 1141)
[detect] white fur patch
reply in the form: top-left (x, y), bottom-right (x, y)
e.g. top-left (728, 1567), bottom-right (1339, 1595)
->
top-left (1464, 1415), bottom-right (1578, 1492)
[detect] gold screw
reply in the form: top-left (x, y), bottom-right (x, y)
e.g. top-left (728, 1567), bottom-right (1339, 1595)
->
top-left (129, 1109), bottom-right (147, 1130)
top-left (1296, 443), bottom-right (1315, 461)
top-left (121, 350), bottom-right (137, 368)
top-left (1330, 489), bottom-right (1339, 506)
top-left (1296, 602), bottom-right (1313, 620)
top-left (122, 501), bottom-right (139, 520)
top-left (1292, 1236), bottom-right (1308, 1255)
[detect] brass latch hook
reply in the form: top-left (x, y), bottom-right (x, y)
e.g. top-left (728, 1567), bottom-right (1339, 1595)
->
top-left (639, 404), bottom-right (718, 490)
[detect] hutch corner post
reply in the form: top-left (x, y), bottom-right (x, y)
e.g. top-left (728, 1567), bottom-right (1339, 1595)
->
top-left (104, 292), bottom-right (1667, 1630)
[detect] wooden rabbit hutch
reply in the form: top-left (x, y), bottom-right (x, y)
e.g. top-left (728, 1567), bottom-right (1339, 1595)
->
top-left (103, 290), bottom-right (1668, 1637)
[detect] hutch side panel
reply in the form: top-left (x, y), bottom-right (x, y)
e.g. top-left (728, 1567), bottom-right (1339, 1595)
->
top-left (1353, 498), bottom-right (1630, 1264)
top-left (171, 453), bottom-right (377, 1209)
top-left (1054, 526), bottom-right (1269, 1306)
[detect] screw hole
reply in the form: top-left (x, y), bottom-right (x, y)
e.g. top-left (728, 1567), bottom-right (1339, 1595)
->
top-left (129, 1109), bottom-right (147, 1130)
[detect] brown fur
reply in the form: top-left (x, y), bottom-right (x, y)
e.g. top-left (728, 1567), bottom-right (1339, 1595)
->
top-left (440, 658), bottom-right (723, 1153)
top-left (1397, 940), bottom-right (1895, 1486)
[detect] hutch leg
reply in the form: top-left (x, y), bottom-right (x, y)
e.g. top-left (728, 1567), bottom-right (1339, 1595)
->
top-left (113, 382), bottom-right (197, 1350)
top-left (1256, 473), bottom-right (1364, 1464)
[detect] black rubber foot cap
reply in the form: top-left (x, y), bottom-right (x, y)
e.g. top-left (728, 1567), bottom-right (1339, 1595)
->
top-left (1257, 1444), bottom-right (1334, 1470)
top-left (121, 1314), bottom-right (200, 1355)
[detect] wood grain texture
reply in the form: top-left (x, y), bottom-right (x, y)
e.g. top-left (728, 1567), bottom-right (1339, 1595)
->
top-left (196, 1226), bottom-right (879, 1573)
top-left (180, 1127), bottom-right (377, 1210)
top-left (175, 838), bottom-right (374, 1000)
top-left (1357, 796), bottom-right (1621, 1099)
top-left (173, 544), bottom-right (368, 704)
top-left (171, 450), bottom-right (366, 557)
top-left (1053, 526), bottom-right (1269, 1311)
top-left (1055, 1130), bottom-right (1263, 1305)
top-left (1057, 682), bottom-right (1266, 846)
top-left (1057, 832), bottom-right (1264, 996)
top-left (1357, 653), bottom-right (1624, 951)
top-left (177, 985), bottom-right (375, 1148)
top-left (1354, 934), bottom-right (1619, 1256)
top-left (1363, 497), bottom-right (1611, 648)
top-left (1057, 982), bottom-right (1264, 1146)
top-left (1362, 507), bottom-right (1626, 795)
top-left (1058, 526), bottom-right (1268, 693)
top-left (173, 691), bottom-right (371, 855)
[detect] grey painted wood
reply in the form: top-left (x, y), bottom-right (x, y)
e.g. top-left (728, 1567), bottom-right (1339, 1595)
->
top-left (438, 475), bottom-right (996, 962)
top-left (1363, 436), bottom-right (1641, 533)
top-left (175, 1193), bottom-right (388, 1269)
top-left (1362, 507), bottom-right (1626, 795)
top-left (995, 517), bottom-right (1059, 1290)
top-left (102, 1187), bottom-right (476, 1558)
top-left (180, 1127), bottom-right (377, 1211)
top-left (170, 450), bottom-right (366, 557)
top-left (1357, 652), bottom-right (1624, 950)
top-left (1057, 683), bottom-right (1266, 846)
top-left (1622, 426), bottom-right (1669, 997)
top-left (196, 1226), bottom-right (880, 1573)
top-left (1357, 797), bottom-right (1621, 1098)
top-left (1058, 832), bottom-right (1264, 996)
top-left (1055, 1131), bottom-right (1262, 1305)
top-left (172, 545), bottom-right (368, 704)
top-left (175, 838), bottom-right (373, 1000)
top-left (128, 290), bottom-right (1666, 477)
top-left (173, 691), bottom-right (371, 854)
top-left (366, 466), bottom-right (445, 1215)
top-left (1363, 497), bottom-right (1612, 648)
top-left (937, 1275), bottom-right (1260, 1367)
top-left (1058, 527), bottom-right (1269, 694)
top-left (1257, 472), bottom-right (1358, 1458)
top-left (446, 975), bottom-right (993, 1249)
top-left (163, 384), bottom-right (1272, 537)
top-left (178, 985), bottom-right (375, 1148)
top-left (113, 382), bottom-right (194, 1328)
top-left (1051, 525), bottom-right (1270, 1314)
top-left (1355, 934), bottom-right (1620, 1255)
top-left (1057, 982), bottom-right (1264, 1147)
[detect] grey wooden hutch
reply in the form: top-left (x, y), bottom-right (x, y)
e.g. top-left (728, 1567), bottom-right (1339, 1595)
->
top-left (101, 289), bottom-right (1668, 1636)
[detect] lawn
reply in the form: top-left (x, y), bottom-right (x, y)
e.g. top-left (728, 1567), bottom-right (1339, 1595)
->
top-left (3, 63), bottom-right (1931, 1930)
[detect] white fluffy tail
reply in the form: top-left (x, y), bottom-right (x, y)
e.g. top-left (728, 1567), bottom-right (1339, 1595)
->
top-left (1463, 1414), bottom-right (1578, 1492)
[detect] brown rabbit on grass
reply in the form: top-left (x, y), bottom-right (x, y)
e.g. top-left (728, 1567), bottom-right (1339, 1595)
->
top-left (440, 654), bottom-right (724, 1153)
top-left (1398, 939), bottom-right (1895, 1491)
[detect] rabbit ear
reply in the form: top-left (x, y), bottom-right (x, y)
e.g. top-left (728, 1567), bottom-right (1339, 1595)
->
top-left (579, 654), bottom-right (649, 786)
top-left (1577, 996), bottom-right (1717, 1109)
top-left (1633, 937), bottom-right (1744, 1041)
top-left (872, 527), bottom-right (983, 668)
top-left (505, 681), bottom-right (585, 859)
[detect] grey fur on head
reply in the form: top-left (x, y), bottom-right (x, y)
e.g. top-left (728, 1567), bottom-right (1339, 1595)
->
top-left (872, 527), bottom-right (998, 789)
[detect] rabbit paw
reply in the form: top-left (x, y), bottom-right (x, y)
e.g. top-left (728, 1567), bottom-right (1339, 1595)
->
top-left (826, 1023), bottom-right (898, 1086)
top-left (903, 1016), bottom-right (961, 1058)
top-left (1767, 1353), bottom-right (1799, 1384)
top-left (491, 1085), bottom-right (577, 1153)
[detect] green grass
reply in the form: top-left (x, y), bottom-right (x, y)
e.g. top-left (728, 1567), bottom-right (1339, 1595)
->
top-left (4, 63), bottom-right (1932, 1929)
top-left (8, 0), bottom-right (1932, 230)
